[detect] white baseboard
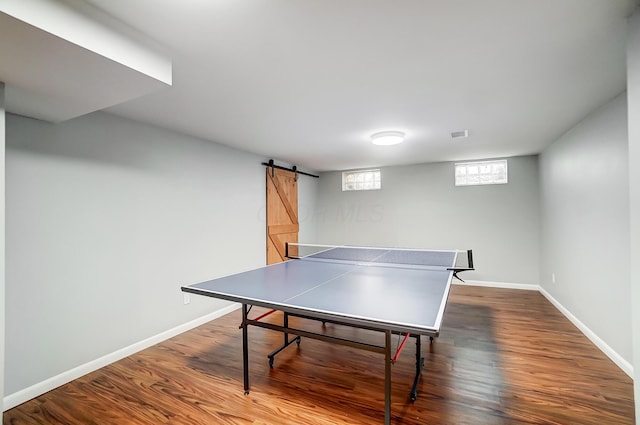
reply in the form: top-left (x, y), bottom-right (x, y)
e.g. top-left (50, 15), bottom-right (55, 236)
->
top-left (4, 280), bottom-right (635, 410)
top-left (3, 303), bottom-right (240, 411)
top-left (455, 279), bottom-right (539, 291)
top-left (537, 286), bottom-right (634, 378)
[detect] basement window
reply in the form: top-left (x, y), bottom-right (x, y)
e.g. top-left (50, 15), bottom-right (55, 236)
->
top-left (342, 169), bottom-right (381, 191)
top-left (455, 159), bottom-right (508, 186)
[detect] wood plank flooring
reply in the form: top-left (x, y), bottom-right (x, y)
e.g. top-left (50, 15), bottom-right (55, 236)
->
top-left (4, 285), bottom-right (635, 424)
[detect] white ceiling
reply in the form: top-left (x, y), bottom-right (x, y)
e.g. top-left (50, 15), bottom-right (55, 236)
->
top-left (0, 1), bottom-right (171, 122)
top-left (3, 0), bottom-right (638, 172)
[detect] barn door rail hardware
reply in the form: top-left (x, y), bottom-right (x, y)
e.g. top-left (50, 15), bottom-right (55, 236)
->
top-left (262, 159), bottom-right (319, 178)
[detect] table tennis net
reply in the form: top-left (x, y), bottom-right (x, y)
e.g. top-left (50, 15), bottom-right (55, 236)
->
top-left (286, 243), bottom-right (473, 270)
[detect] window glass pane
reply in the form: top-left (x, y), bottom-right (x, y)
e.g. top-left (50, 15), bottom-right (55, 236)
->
top-left (455, 160), bottom-right (508, 186)
top-left (342, 169), bottom-right (381, 191)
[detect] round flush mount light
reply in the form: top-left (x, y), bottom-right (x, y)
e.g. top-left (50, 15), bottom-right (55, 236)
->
top-left (371, 131), bottom-right (405, 146)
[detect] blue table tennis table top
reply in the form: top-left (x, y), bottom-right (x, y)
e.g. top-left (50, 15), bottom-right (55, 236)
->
top-left (182, 247), bottom-right (458, 336)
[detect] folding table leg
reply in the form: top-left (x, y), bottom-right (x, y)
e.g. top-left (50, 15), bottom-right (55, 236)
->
top-left (242, 303), bottom-right (249, 394)
top-left (266, 312), bottom-right (301, 368)
top-left (384, 330), bottom-right (391, 425)
top-left (410, 335), bottom-right (424, 401)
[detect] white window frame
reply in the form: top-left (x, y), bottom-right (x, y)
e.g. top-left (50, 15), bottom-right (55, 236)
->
top-left (455, 159), bottom-right (508, 186)
top-left (342, 169), bottom-right (381, 191)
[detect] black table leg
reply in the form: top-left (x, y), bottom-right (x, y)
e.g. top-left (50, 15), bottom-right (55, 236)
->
top-left (267, 311), bottom-right (301, 368)
top-left (384, 330), bottom-right (391, 425)
top-left (242, 303), bottom-right (249, 395)
top-left (410, 335), bottom-right (424, 401)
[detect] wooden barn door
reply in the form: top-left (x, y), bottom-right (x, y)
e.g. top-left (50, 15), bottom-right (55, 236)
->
top-left (266, 167), bottom-right (298, 264)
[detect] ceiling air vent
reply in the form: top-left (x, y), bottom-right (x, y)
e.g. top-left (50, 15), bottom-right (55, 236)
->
top-left (451, 130), bottom-right (469, 139)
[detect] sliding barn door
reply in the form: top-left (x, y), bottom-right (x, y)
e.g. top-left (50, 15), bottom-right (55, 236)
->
top-left (266, 167), bottom-right (299, 264)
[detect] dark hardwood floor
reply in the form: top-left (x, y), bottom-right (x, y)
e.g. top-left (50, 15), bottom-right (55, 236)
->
top-left (4, 286), bottom-right (636, 424)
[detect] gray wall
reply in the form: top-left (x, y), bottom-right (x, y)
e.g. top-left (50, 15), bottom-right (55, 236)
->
top-left (1, 82), bottom-right (6, 421)
top-left (627, 8), bottom-right (640, 420)
top-left (5, 112), bottom-right (278, 396)
top-left (298, 172), bottom-right (319, 243)
top-left (314, 156), bottom-right (540, 285)
top-left (539, 93), bottom-right (632, 365)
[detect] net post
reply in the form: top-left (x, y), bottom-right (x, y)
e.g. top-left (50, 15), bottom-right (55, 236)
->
top-left (467, 250), bottom-right (473, 269)
top-left (285, 242), bottom-right (289, 259)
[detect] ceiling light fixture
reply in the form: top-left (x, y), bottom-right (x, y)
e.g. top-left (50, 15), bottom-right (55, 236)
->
top-left (371, 131), bottom-right (405, 146)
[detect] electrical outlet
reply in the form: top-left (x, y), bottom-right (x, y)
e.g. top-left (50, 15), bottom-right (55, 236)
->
top-left (551, 273), bottom-right (556, 284)
top-left (183, 293), bottom-right (191, 305)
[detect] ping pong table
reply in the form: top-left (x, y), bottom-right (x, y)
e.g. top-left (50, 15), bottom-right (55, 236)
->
top-left (182, 243), bottom-right (473, 424)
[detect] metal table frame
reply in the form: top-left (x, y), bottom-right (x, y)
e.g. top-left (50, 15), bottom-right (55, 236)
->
top-left (240, 304), bottom-right (436, 425)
